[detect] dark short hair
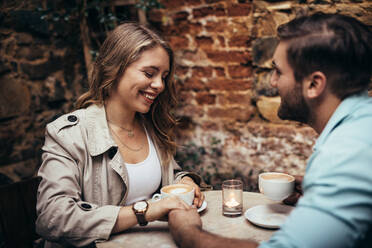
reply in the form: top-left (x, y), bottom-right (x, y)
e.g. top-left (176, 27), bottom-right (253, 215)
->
top-left (277, 12), bottom-right (372, 99)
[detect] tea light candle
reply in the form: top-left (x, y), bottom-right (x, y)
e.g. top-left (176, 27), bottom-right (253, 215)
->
top-left (225, 197), bottom-right (240, 208)
top-left (222, 179), bottom-right (243, 216)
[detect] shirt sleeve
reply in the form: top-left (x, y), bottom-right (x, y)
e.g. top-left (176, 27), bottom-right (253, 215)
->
top-left (259, 136), bottom-right (372, 248)
top-left (36, 124), bottom-right (121, 247)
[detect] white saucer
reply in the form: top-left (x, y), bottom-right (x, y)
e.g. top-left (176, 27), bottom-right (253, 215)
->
top-left (244, 204), bottom-right (293, 229)
top-left (197, 201), bottom-right (207, 213)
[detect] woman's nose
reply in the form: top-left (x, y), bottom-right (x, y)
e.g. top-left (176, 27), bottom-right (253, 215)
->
top-left (151, 76), bottom-right (165, 92)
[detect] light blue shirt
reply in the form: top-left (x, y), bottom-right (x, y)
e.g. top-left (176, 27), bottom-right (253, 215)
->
top-left (259, 92), bottom-right (372, 248)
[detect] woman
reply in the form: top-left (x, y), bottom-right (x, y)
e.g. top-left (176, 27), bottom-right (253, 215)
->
top-left (36, 22), bottom-right (203, 247)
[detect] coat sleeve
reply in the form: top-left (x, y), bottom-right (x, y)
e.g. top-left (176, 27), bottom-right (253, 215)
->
top-left (36, 123), bottom-right (120, 247)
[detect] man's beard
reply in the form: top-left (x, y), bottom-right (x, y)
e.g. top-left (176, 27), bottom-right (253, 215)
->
top-left (278, 85), bottom-right (310, 124)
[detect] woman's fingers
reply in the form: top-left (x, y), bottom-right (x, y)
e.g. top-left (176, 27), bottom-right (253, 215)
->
top-left (193, 187), bottom-right (204, 208)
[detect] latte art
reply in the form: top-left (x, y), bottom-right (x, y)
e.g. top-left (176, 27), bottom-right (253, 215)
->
top-left (261, 174), bottom-right (293, 182)
top-left (162, 185), bottom-right (193, 194)
top-left (169, 188), bottom-right (188, 194)
top-left (152, 183), bottom-right (195, 206)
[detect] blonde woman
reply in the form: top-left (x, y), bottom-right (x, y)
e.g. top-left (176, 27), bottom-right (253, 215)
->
top-left (36, 22), bottom-right (203, 247)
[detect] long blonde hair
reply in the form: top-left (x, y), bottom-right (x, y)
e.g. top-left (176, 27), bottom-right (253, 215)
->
top-left (76, 22), bottom-right (178, 163)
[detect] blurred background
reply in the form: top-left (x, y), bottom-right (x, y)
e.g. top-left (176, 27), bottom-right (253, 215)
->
top-left (0, 0), bottom-right (371, 190)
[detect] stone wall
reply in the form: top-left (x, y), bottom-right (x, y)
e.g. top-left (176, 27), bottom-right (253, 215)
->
top-left (0, 1), bottom-right (86, 182)
top-left (0, 0), bottom-right (371, 190)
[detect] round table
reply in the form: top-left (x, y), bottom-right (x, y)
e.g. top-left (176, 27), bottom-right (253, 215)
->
top-left (97, 191), bottom-right (277, 248)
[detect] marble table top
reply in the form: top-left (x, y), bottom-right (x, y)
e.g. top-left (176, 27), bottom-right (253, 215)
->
top-left (97, 191), bottom-right (277, 248)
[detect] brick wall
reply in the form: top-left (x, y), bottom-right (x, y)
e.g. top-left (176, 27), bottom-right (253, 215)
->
top-left (149, 0), bottom-right (372, 189)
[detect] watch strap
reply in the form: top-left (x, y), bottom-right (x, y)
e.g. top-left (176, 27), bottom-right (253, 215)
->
top-left (132, 201), bottom-right (148, 226)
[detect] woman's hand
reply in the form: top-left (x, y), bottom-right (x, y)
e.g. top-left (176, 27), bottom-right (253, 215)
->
top-left (147, 196), bottom-right (191, 222)
top-left (179, 176), bottom-right (205, 208)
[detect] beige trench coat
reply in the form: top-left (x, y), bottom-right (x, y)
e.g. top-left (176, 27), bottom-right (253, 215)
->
top-left (36, 104), bottom-right (200, 248)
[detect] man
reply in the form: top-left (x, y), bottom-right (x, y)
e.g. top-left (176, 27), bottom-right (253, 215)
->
top-left (168, 13), bottom-right (372, 248)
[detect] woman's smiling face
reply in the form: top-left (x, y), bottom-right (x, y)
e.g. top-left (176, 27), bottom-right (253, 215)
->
top-left (109, 45), bottom-right (170, 114)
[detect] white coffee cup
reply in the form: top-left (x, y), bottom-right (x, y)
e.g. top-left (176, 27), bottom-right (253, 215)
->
top-left (152, 183), bottom-right (195, 206)
top-left (258, 172), bottom-right (295, 201)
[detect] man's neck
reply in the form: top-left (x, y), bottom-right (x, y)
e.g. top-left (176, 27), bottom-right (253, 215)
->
top-left (309, 93), bottom-right (341, 134)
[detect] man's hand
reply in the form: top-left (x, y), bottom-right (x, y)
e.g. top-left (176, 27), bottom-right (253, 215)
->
top-left (283, 175), bottom-right (303, 206)
top-left (168, 208), bottom-right (202, 245)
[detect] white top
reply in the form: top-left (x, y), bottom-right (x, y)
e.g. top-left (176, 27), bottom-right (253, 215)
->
top-left (125, 128), bottom-right (162, 205)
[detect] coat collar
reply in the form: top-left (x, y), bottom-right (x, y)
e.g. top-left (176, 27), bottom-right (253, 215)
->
top-left (85, 104), bottom-right (116, 157)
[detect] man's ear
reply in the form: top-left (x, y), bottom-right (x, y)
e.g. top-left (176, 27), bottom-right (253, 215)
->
top-left (304, 71), bottom-right (327, 99)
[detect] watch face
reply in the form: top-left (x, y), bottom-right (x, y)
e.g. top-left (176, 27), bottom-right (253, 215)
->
top-left (134, 201), bottom-right (147, 211)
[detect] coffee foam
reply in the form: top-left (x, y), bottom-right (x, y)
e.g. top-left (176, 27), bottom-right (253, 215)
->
top-left (163, 185), bottom-right (192, 194)
top-left (169, 188), bottom-right (188, 194)
top-left (261, 174), bottom-right (293, 182)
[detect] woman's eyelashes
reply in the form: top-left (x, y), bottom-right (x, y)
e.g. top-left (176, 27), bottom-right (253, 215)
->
top-left (143, 70), bottom-right (168, 82)
top-left (143, 70), bottom-right (154, 78)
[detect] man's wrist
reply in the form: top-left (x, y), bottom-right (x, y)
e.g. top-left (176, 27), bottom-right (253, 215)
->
top-left (175, 224), bottom-right (202, 248)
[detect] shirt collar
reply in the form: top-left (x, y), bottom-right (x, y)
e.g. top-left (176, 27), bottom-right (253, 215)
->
top-left (314, 91), bottom-right (369, 150)
top-left (85, 104), bottom-right (116, 156)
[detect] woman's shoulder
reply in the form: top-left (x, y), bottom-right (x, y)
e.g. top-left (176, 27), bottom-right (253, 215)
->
top-left (46, 108), bottom-right (88, 134)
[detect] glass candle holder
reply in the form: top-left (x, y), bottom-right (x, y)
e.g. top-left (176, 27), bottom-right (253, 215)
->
top-left (222, 179), bottom-right (243, 216)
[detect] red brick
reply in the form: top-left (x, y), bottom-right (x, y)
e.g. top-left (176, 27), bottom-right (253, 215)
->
top-left (161, 0), bottom-right (185, 9)
top-left (214, 67), bottom-right (225, 77)
top-left (228, 35), bottom-right (252, 47)
top-left (195, 92), bottom-right (216, 105)
top-left (175, 66), bottom-right (190, 77)
top-left (206, 51), bottom-right (251, 63)
top-left (214, 4), bottom-right (226, 16)
top-left (228, 65), bottom-right (252, 78)
top-left (189, 22), bottom-right (203, 34)
top-left (207, 79), bottom-right (252, 90)
top-left (186, 0), bottom-right (202, 4)
top-left (225, 93), bottom-right (252, 104)
top-left (195, 36), bottom-right (214, 49)
top-left (205, 0), bottom-right (224, 3)
top-left (173, 11), bottom-right (189, 21)
top-left (193, 7), bottom-right (214, 18)
top-left (201, 121), bottom-right (219, 131)
top-left (193, 5), bottom-right (225, 18)
top-left (227, 3), bottom-right (252, 16)
top-left (182, 77), bottom-right (206, 91)
top-left (217, 36), bottom-right (225, 47)
top-left (207, 107), bottom-right (254, 122)
top-left (205, 20), bottom-right (228, 33)
top-left (178, 90), bottom-right (193, 103)
top-left (192, 66), bottom-right (213, 78)
top-left (169, 36), bottom-right (189, 49)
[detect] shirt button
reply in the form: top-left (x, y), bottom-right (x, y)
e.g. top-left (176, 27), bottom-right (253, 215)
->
top-left (81, 203), bottom-right (92, 209)
top-left (67, 115), bottom-right (77, 122)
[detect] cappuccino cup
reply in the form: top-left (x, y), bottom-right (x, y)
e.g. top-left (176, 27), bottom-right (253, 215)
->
top-left (152, 183), bottom-right (195, 206)
top-left (259, 172), bottom-right (295, 201)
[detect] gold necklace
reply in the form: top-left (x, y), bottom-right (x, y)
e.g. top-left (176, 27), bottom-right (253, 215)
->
top-left (108, 120), bottom-right (134, 138)
top-left (109, 126), bottom-right (144, 152)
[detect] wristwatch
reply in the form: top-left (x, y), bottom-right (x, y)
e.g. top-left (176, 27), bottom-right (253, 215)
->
top-left (132, 200), bottom-right (149, 226)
